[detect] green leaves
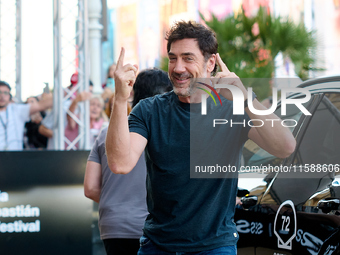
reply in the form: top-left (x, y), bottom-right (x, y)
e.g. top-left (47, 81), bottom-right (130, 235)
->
top-left (201, 6), bottom-right (318, 99)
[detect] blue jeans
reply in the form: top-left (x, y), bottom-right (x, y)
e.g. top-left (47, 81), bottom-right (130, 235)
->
top-left (137, 236), bottom-right (237, 255)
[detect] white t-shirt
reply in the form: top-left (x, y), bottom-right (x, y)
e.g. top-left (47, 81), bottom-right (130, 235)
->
top-left (0, 103), bottom-right (30, 151)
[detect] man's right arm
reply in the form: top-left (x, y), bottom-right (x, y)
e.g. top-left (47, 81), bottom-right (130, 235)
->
top-left (38, 124), bottom-right (53, 138)
top-left (29, 92), bottom-right (53, 115)
top-left (105, 47), bottom-right (146, 174)
top-left (106, 99), bottom-right (147, 174)
top-left (67, 91), bottom-right (91, 130)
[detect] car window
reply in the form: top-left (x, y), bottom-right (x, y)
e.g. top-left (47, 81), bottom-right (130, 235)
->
top-left (269, 93), bottom-right (340, 206)
top-left (292, 93), bottom-right (340, 165)
top-left (293, 93), bottom-right (340, 201)
top-left (242, 97), bottom-right (315, 168)
top-left (238, 97), bottom-right (315, 193)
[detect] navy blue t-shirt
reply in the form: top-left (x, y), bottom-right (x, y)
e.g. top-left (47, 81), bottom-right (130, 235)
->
top-left (129, 91), bottom-right (251, 252)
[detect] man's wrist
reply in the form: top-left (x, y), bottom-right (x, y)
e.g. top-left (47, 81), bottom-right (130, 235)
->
top-left (113, 97), bottom-right (129, 107)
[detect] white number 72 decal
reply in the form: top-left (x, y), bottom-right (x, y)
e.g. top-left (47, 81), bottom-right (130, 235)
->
top-left (281, 215), bottom-right (290, 232)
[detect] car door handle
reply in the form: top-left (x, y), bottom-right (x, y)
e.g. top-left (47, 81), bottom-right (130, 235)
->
top-left (317, 198), bottom-right (340, 213)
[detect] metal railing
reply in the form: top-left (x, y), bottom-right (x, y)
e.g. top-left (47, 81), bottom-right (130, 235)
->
top-left (0, 0), bottom-right (21, 102)
top-left (53, 0), bottom-right (90, 150)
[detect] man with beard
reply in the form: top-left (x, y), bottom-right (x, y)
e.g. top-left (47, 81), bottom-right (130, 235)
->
top-left (106, 21), bottom-right (296, 254)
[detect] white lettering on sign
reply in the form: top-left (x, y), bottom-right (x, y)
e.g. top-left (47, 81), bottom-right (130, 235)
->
top-left (0, 193), bottom-right (41, 235)
top-left (0, 205), bottom-right (40, 217)
top-left (0, 191), bottom-right (9, 202)
top-left (0, 220), bottom-right (40, 233)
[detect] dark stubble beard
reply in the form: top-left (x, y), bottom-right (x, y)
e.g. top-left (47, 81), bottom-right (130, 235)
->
top-left (170, 64), bottom-right (208, 97)
top-left (171, 77), bottom-right (198, 97)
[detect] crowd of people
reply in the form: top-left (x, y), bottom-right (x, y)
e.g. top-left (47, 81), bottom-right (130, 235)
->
top-left (0, 81), bottom-right (53, 151)
top-left (0, 69), bottom-right (120, 151)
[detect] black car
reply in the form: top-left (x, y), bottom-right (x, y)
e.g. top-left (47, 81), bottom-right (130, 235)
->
top-left (236, 76), bottom-right (340, 255)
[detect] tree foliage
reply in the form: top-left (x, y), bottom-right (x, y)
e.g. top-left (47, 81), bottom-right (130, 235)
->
top-left (200, 7), bottom-right (318, 99)
top-left (202, 7), bottom-right (317, 79)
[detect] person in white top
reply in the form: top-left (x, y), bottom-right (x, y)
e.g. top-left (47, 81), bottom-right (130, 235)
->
top-left (0, 81), bottom-right (53, 151)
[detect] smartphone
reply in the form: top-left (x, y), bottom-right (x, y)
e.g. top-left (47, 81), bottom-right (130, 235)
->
top-left (43, 83), bottom-right (50, 93)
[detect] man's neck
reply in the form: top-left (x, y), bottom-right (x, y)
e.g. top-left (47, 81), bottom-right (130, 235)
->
top-left (0, 105), bottom-right (7, 112)
top-left (177, 90), bottom-right (209, 104)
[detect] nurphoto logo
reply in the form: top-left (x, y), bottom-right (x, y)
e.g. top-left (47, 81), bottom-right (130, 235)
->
top-left (198, 82), bottom-right (312, 116)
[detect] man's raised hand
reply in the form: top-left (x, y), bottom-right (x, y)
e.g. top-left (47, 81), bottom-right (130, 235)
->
top-left (213, 53), bottom-right (247, 101)
top-left (114, 47), bottom-right (138, 101)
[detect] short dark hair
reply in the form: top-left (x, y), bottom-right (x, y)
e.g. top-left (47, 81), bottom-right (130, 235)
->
top-left (165, 20), bottom-right (218, 74)
top-left (0, 80), bottom-right (11, 91)
top-left (132, 68), bottom-right (172, 108)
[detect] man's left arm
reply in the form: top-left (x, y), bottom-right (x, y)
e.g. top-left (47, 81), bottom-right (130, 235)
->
top-left (29, 93), bottom-right (53, 115)
top-left (213, 53), bottom-right (296, 159)
top-left (84, 136), bottom-right (102, 203)
top-left (246, 99), bottom-right (296, 159)
top-left (84, 161), bottom-right (101, 203)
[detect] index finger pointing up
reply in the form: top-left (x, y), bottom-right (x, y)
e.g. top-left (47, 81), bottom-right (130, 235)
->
top-left (216, 53), bottom-right (230, 74)
top-left (116, 47), bottom-right (125, 68)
